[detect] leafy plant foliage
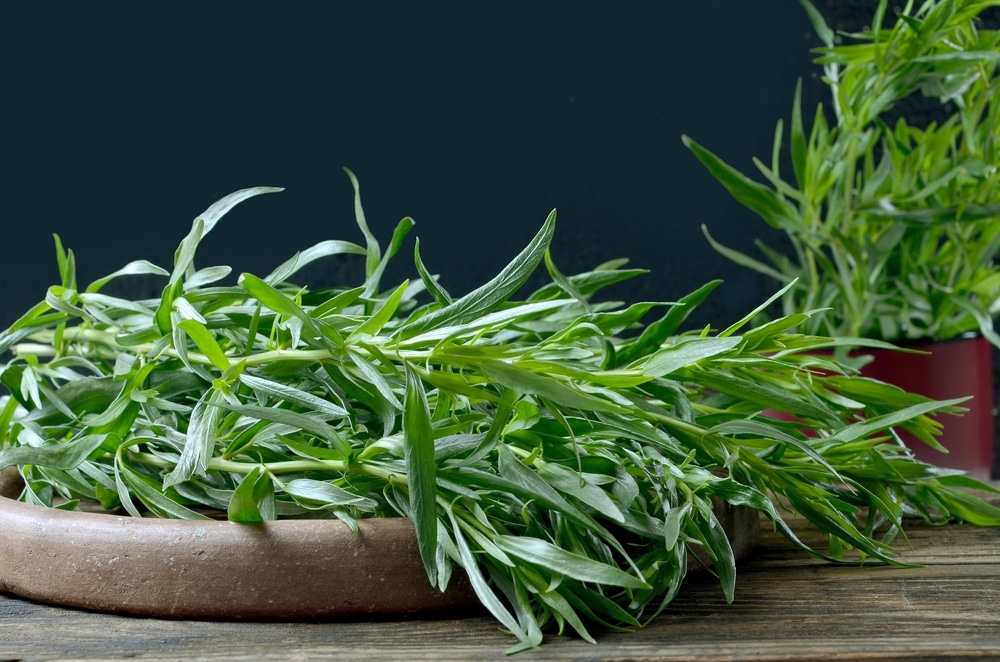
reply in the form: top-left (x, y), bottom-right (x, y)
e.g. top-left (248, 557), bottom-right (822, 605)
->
top-left (1, 174), bottom-right (999, 652)
top-left (686, 0), bottom-right (1000, 346)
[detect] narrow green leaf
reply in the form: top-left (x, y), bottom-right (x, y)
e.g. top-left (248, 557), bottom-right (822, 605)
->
top-left (790, 80), bottom-right (807, 188)
top-left (263, 239), bottom-right (367, 285)
top-left (413, 238), bottom-right (452, 306)
top-left (683, 135), bottom-right (800, 230)
top-left (516, 568), bottom-right (596, 643)
top-left (701, 230), bottom-right (792, 286)
top-left (644, 336), bottom-right (743, 377)
top-left (495, 535), bottom-right (650, 589)
top-left (663, 503), bottom-right (688, 550)
top-left (396, 209), bottom-right (556, 339)
top-left (404, 364), bottom-right (439, 587)
top-left (228, 466), bottom-right (277, 522)
top-left (276, 434), bottom-right (349, 462)
top-left (912, 51), bottom-right (1000, 64)
top-left (343, 167), bottom-right (382, 278)
top-left (346, 348), bottom-right (403, 411)
top-left (712, 419), bottom-right (845, 481)
top-left (720, 280), bottom-right (798, 337)
top-left (207, 400), bottom-right (351, 458)
top-left (238, 373), bottom-right (349, 419)
top-left (925, 483), bottom-right (1000, 526)
top-left (689, 506), bottom-right (737, 602)
top-left (742, 313), bottom-right (811, 350)
top-left (115, 445), bottom-right (211, 520)
top-left (798, 0), bottom-right (834, 47)
top-left (283, 478), bottom-right (377, 510)
top-left (0, 303), bottom-right (61, 348)
top-left (950, 296), bottom-right (1000, 349)
top-left (196, 186), bottom-right (284, 240)
top-left (348, 280), bottom-right (410, 340)
top-left (827, 397), bottom-right (971, 445)
top-left (529, 264), bottom-right (648, 302)
top-left (163, 390), bottom-right (225, 488)
top-left (177, 319), bottom-right (231, 371)
top-left (154, 187), bottom-right (283, 334)
top-left (545, 249), bottom-right (591, 311)
top-left (478, 359), bottom-right (626, 414)
top-left (53, 234), bottom-right (74, 290)
top-left (401, 300), bottom-right (568, 346)
top-left (614, 279), bottom-right (724, 367)
top-left (446, 508), bottom-right (534, 649)
top-left (489, 445), bottom-right (617, 540)
top-left (85, 259), bottom-right (170, 294)
top-left (691, 368), bottom-right (833, 421)
top-left (0, 434), bottom-right (106, 472)
top-left (238, 272), bottom-right (327, 345)
top-left (363, 216), bottom-right (415, 298)
top-left (21, 376), bottom-right (121, 426)
top-left (312, 286), bottom-right (366, 318)
top-left (537, 462), bottom-right (625, 523)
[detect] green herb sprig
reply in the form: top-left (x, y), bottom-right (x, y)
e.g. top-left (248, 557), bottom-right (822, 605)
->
top-left (685, 0), bottom-right (1000, 346)
top-left (1, 172), bottom-right (998, 653)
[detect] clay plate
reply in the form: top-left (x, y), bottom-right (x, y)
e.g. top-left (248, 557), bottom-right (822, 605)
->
top-left (0, 466), bottom-right (758, 619)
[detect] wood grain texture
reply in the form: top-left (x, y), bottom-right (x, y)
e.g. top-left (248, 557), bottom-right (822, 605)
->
top-left (3, 505), bottom-right (1000, 661)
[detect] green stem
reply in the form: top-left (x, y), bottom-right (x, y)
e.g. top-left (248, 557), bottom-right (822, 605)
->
top-left (126, 450), bottom-right (429, 503)
top-left (20, 326), bottom-right (437, 371)
top-left (129, 450), bottom-right (350, 475)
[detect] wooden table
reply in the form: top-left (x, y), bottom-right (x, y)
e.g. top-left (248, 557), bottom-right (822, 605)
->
top-left (3, 505), bottom-right (1000, 661)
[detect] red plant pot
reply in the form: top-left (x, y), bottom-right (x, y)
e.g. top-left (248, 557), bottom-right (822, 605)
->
top-left (860, 335), bottom-right (995, 482)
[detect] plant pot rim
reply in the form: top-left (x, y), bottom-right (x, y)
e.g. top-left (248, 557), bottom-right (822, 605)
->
top-left (0, 467), bottom-right (760, 620)
top-left (865, 331), bottom-right (985, 350)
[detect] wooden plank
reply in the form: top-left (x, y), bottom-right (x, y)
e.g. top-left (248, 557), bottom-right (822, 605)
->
top-left (4, 568), bottom-right (1000, 662)
top-left (750, 516), bottom-right (1000, 567)
top-left (3, 512), bottom-right (1000, 660)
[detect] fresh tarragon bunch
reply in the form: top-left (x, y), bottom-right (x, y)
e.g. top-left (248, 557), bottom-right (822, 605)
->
top-left (1, 171), bottom-right (998, 652)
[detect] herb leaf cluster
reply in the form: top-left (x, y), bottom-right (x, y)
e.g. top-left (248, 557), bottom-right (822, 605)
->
top-left (686, 0), bottom-right (1000, 345)
top-left (2, 173), bottom-right (999, 652)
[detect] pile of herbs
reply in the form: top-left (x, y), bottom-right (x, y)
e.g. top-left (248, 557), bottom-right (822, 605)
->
top-left (1, 175), bottom-right (999, 653)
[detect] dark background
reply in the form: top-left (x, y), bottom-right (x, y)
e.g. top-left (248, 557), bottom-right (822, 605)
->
top-left (0, 1), bottom-right (821, 328)
top-left (1, 1), bottom-right (997, 474)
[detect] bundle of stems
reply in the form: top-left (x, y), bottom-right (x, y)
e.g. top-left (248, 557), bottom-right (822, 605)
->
top-left (1, 175), bottom-right (998, 653)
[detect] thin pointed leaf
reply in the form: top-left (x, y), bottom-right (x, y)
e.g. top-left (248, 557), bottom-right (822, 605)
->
top-left (396, 210), bottom-right (556, 339)
top-left (363, 216), bottom-right (415, 298)
top-left (238, 373), bottom-right (348, 419)
top-left (614, 279), bottom-right (724, 367)
top-left (404, 365), bottom-right (439, 587)
top-left (495, 535), bottom-right (650, 589)
top-left (163, 390), bottom-right (224, 488)
top-left (343, 167), bottom-right (381, 277)
top-left (644, 336), bottom-right (743, 377)
top-left (478, 359), bottom-right (626, 414)
top-left (284, 478), bottom-right (377, 509)
top-left (349, 280), bottom-right (410, 339)
top-left (683, 135), bottom-right (800, 231)
top-left (228, 465), bottom-right (277, 522)
top-left (177, 319), bottom-right (231, 372)
top-left (413, 238), bottom-right (452, 306)
top-left (0, 434), bottom-right (106, 472)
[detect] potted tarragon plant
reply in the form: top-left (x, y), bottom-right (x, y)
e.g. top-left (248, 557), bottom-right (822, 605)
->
top-left (684, 0), bottom-right (1000, 479)
top-left (1, 171), bottom-right (999, 653)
